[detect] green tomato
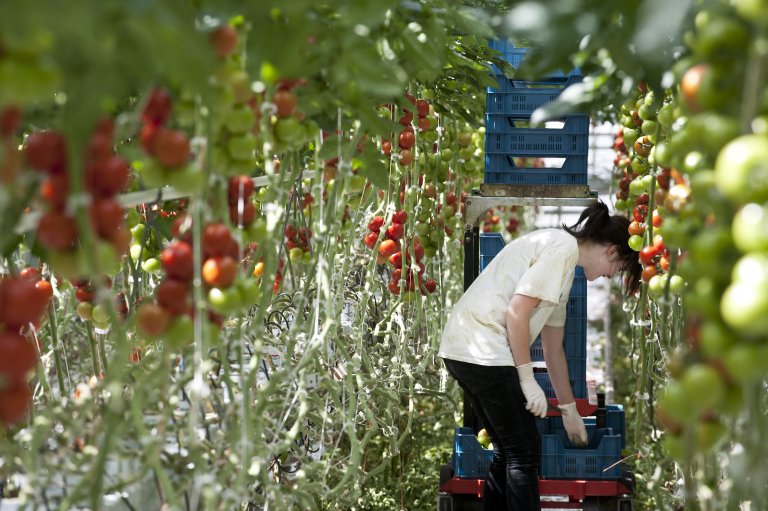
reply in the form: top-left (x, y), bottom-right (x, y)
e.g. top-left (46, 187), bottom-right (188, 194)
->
top-left (698, 320), bottom-right (737, 358)
top-left (224, 105), bottom-right (255, 134)
top-left (141, 257), bottom-right (162, 274)
top-left (130, 223), bottom-right (147, 243)
top-left (76, 302), bottom-right (94, 322)
top-left (659, 381), bottom-right (698, 422)
top-left (668, 275), bottom-right (686, 294)
top-left (724, 344), bottom-right (768, 384)
top-left (732, 203), bottom-right (768, 252)
top-left (289, 247), bottom-right (304, 262)
top-left (680, 364), bottom-right (725, 412)
top-left (656, 103), bottom-right (675, 128)
top-left (721, 280), bottom-right (768, 335)
top-left (227, 133), bottom-right (258, 161)
top-left (164, 314), bottom-right (194, 349)
top-left (647, 274), bottom-right (665, 298)
top-left (237, 279), bottom-right (261, 306)
top-left (622, 128), bottom-right (639, 150)
top-left (91, 304), bottom-right (110, 327)
top-left (165, 165), bottom-right (205, 195)
top-left (628, 234), bottom-right (644, 252)
top-left (273, 117), bottom-right (305, 146)
top-left (208, 286), bottom-right (243, 314)
top-left (139, 161), bottom-right (168, 188)
top-left (714, 134), bottom-right (768, 203)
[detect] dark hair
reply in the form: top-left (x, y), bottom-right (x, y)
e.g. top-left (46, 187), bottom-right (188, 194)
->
top-left (562, 200), bottom-right (641, 295)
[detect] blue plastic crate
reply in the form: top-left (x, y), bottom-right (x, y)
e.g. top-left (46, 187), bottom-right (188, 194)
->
top-left (485, 130), bottom-right (589, 158)
top-left (452, 427), bottom-right (494, 478)
top-left (479, 232), bottom-right (505, 271)
top-left (534, 371), bottom-right (587, 399)
top-left (484, 154), bottom-right (588, 186)
top-left (531, 331), bottom-right (587, 362)
top-left (536, 415), bottom-right (597, 437)
top-left (485, 114), bottom-right (590, 135)
top-left (486, 89), bottom-right (573, 116)
top-left (488, 41), bottom-right (582, 78)
top-left (540, 428), bottom-right (623, 480)
top-left (606, 405), bottom-right (626, 448)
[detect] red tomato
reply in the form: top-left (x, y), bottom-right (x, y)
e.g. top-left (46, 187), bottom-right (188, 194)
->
top-left (388, 280), bottom-right (400, 294)
top-left (153, 129), bottom-right (190, 168)
top-left (392, 268), bottom-right (402, 281)
top-left (161, 241), bottom-right (194, 281)
top-left (386, 222), bottom-right (404, 240)
top-left (209, 25), bottom-right (239, 58)
top-left (392, 210), bottom-right (408, 224)
top-left (399, 149), bottom-right (414, 165)
top-left (422, 278), bottom-right (437, 294)
top-left (389, 251), bottom-right (403, 269)
top-left (0, 278), bottom-right (49, 328)
top-left (0, 383), bottom-right (32, 425)
top-left (155, 279), bottom-right (191, 315)
top-left (229, 202), bottom-right (256, 227)
top-left (0, 105), bottom-right (22, 138)
top-left (140, 124), bottom-right (159, 154)
top-left (641, 265), bottom-right (658, 282)
top-left (368, 216), bottom-right (385, 232)
top-left (36, 211), bottom-right (79, 250)
top-left (19, 267), bottom-right (40, 282)
top-left (89, 198), bottom-right (124, 239)
top-left (273, 89), bottom-right (297, 118)
top-left (416, 99), bottom-right (430, 117)
top-left (363, 232), bottom-right (379, 249)
top-left (136, 303), bottom-right (171, 337)
top-left (378, 239), bottom-right (398, 258)
top-left (633, 205), bottom-right (649, 223)
top-left (382, 140), bottom-right (392, 156)
top-left (227, 175), bottom-right (255, 205)
top-left (639, 246), bottom-right (659, 266)
top-left (203, 223), bottom-right (234, 258)
top-left (398, 130), bottom-right (415, 150)
top-left (24, 131), bottom-right (67, 174)
top-left (202, 256), bottom-right (238, 288)
top-left (141, 88), bottom-right (172, 126)
top-left (86, 132), bottom-right (113, 163)
top-left (399, 110), bottom-right (413, 126)
top-left (0, 331), bottom-right (38, 382)
top-left (40, 173), bottom-right (70, 209)
top-left (89, 155), bottom-right (131, 196)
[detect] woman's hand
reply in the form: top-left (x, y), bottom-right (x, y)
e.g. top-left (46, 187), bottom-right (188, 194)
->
top-left (516, 362), bottom-right (548, 418)
top-left (558, 402), bottom-right (588, 446)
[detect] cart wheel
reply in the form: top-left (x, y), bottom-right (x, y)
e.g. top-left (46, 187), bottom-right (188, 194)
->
top-left (439, 464), bottom-right (454, 487)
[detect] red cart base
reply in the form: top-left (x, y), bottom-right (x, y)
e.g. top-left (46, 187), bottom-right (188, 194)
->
top-left (439, 477), bottom-right (633, 510)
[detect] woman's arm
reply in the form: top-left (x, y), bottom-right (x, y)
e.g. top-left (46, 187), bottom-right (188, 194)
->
top-left (540, 324), bottom-right (575, 404)
top-left (505, 294), bottom-right (540, 365)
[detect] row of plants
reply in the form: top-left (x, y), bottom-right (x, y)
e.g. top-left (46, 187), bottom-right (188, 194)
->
top-left (1, 0), bottom-right (767, 509)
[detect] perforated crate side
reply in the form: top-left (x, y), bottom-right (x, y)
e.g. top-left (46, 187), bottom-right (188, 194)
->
top-left (485, 114), bottom-right (590, 135)
top-left (606, 405), bottom-right (626, 448)
top-left (486, 89), bottom-right (568, 116)
top-left (485, 130), bottom-right (589, 157)
top-left (488, 40), bottom-right (582, 77)
top-left (453, 427), bottom-right (494, 479)
top-left (540, 428), bottom-right (623, 480)
top-left (534, 371), bottom-right (587, 399)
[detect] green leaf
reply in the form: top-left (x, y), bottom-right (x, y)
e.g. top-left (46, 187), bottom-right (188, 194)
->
top-left (355, 144), bottom-right (389, 190)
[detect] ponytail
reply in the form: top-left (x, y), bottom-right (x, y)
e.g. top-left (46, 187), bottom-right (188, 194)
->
top-left (563, 200), bottom-right (642, 295)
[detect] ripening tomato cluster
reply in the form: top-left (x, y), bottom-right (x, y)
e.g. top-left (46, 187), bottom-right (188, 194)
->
top-left (0, 268), bottom-right (53, 426)
top-left (227, 175), bottom-right (257, 227)
top-left (284, 223), bottom-right (312, 264)
top-left (140, 88), bottom-right (191, 170)
top-left (381, 93), bottom-right (433, 167)
top-left (363, 210), bottom-right (437, 296)
top-left (26, 120), bottom-right (132, 268)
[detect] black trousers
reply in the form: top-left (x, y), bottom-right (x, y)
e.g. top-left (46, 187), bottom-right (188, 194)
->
top-left (444, 358), bottom-right (541, 511)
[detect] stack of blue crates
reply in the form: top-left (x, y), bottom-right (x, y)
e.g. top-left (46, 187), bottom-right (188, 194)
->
top-left (457, 233), bottom-right (625, 480)
top-left (485, 40), bottom-right (590, 186)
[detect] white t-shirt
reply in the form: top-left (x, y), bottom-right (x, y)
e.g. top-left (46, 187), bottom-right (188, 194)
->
top-left (438, 228), bottom-right (579, 366)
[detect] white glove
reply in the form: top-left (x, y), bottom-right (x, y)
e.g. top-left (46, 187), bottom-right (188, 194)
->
top-left (559, 401), bottom-right (588, 446)
top-left (516, 363), bottom-right (548, 418)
